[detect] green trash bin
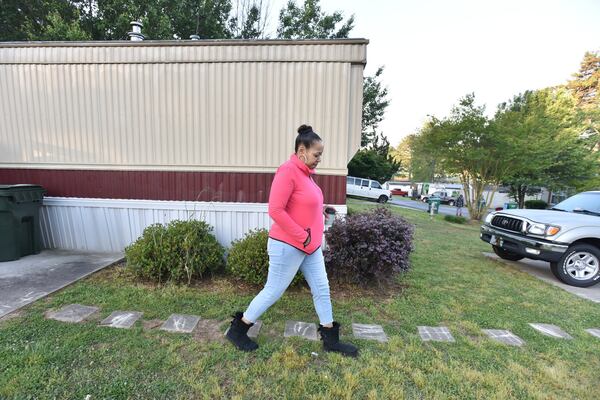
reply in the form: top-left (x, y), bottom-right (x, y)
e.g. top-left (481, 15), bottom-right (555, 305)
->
top-left (0, 184), bottom-right (46, 262)
top-left (427, 197), bottom-right (441, 215)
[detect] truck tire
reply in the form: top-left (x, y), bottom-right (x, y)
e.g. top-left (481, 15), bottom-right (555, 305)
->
top-left (492, 245), bottom-right (524, 261)
top-left (550, 244), bottom-right (600, 287)
top-left (377, 195), bottom-right (388, 204)
top-left (448, 200), bottom-right (455, 206)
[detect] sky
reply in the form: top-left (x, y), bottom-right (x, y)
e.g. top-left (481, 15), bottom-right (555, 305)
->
top-left (265, 0), bottom-right (600, 147)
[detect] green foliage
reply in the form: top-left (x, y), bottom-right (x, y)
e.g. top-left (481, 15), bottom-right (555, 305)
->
top-left (524, 200), bottom-right (548, 209)
top-left (226, 229), bottom-right (304, 286)
top-left (362, 67), bottom-right (390, 147)
top-left (348, 134), bottom-right (401, 183)
top-left (0, 0), bottom-right (88, 41)
top-left (277, 0), bottom-right (354, 39)
top-left (414, 94), bottom-right (513, 220)
top-left (229, 1), bottom-right (268, 39)
top-left (443, 215), bottom-right (467, 224)
top-left (495, 88), bottom-right (598, 206)
top-left (125, 219), bottom-right (225, 285)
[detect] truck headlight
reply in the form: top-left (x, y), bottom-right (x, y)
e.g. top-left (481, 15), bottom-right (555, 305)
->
top-left (527, 223), bottom-right (561, 236)
top-left (527, 223), bottom-right (546, 235)
top-left (484, 212), bottom-right (495, 224)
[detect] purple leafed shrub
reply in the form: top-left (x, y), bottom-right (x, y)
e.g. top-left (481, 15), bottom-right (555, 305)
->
top-left (324, 207), bottom-right (414, 286)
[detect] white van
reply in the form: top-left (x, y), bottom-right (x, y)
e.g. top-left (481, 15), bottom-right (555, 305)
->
top-left (346, 176), bottom-right (392, 203)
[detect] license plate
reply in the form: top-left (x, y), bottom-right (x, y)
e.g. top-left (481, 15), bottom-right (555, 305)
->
top-left (490, 235), bottom-right (503, 247)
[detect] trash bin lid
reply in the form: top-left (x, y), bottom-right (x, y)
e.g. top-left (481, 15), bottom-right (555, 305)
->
top-left (0, 184), bottom-right (46, 202)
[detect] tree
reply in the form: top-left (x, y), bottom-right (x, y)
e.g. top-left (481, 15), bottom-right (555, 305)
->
top-left (495, 87), bottom-right (599, 206)
top-left (0, 0), bottom-right (89, 41)
top-left (75, 0), bottom-right (233, 40)
top-left (276, 0), bottom-right (354, 39)
top-left (361, 67), bottom-right (390, 147)
top-left (229, 0), bottom-right (270, 39)
top-left (348, 133), bottom-right (401, 183)
top-left (416, 94), bottom-right (513, 220)
top-left (567, 51), bottom-right (600, 160)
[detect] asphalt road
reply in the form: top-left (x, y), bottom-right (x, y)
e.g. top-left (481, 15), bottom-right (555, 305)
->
top-left (389, 197), bottom-right (471, 218)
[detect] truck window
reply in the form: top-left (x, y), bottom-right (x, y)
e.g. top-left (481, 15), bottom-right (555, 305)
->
top-left (361, 180), bottom-right (369, 187)
top-left (371, 181), bottom-right (382, 189)
top-left (347, 177), bottom-right (354, 185)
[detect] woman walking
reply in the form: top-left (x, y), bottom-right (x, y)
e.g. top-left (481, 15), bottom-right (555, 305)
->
top-left (225, 124), bottom-right (358, 357)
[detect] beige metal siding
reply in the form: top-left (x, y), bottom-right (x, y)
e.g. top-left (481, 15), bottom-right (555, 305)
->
top-left (0, 41), bottom-right (365, 175)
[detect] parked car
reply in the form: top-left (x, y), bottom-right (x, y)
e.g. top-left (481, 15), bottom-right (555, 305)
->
top-left (480, 191), bottom-right (600, 287)
top-left (346, 176), bottom-right (392, 203)
top-left (390, 188), bottom-right (409, 197)
top-left (421, 191), bottom-right (458, 206)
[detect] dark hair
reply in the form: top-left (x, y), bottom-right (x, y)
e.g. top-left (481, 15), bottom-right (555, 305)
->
top-left (295, 124), bottom-right (322, 152)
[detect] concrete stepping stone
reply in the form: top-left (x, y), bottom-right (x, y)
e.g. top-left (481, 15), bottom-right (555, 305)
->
top-left (160, 314), bottom-right (200, 333)
top-left (418, 326), bottom-right (455, 342)
top-left (46, 304), bottom-right (99, 323)
top-left (247, 321), bottom-right (263, 338)
top-left (100, 311), bottom-right (143, 329)
top-left (284, 321), bottom-right (318, 341)
top-left (482, 329), bottom-right (525, 346)
top-left (529, 323), bottom-right (573, 339)
top-left (585, 328), bottom-right (600, 339)
top-left (352, 323), bottom-right (388, 342)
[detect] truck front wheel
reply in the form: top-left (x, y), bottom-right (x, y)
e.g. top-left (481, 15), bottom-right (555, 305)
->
top-left (551, 244), bottom-right (600, 287)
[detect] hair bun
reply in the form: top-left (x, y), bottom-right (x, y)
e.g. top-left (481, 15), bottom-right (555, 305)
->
top-left (297, 124), bottom-right (313, 135)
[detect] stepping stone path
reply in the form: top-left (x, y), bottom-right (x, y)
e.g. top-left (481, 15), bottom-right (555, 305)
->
top-left (247, 321), bottom-right (263, 338)
top-left (418, 326), bottom-right (455, 342)
top-left (585, 328), bottom-right (600, 339)
top-left (529, 323), bottom-right (573, 339)
top-left (46, 304), bottom-right (99, 323)
top-left (284, 321), bottom-right (318, 341)
top-left (482, 329), bottom-right (525, 346)
top-left (43, 304), bottom-right (600, 349)
top-left (352, 323), bottom-right (388, 342)
top-left (160, 314), bottom-right (200, 333)
top-left (100, 311), bottom-right (143, 329)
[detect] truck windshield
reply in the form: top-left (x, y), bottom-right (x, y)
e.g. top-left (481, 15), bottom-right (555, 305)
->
top-left (553, 193), bottom-right (600, 214)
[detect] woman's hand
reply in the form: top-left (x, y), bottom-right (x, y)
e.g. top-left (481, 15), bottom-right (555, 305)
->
top-left (323, 206), bottom-right (337, 217)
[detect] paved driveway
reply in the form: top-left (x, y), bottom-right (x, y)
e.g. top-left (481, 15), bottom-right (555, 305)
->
top-left (0, 249), bottom-right (123, 318)
top-left (390, 197), bottom-right (472, 218)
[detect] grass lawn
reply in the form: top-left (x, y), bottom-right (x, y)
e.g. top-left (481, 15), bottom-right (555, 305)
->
top-left (1, 198), bottom-right (600, 399)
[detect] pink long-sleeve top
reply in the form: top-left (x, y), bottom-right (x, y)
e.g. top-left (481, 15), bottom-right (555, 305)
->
top-left (268, 154), bottom-right (324, 254)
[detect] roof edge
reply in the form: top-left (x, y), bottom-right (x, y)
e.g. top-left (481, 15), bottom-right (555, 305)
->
top-left (0, 38), bottom-right (369, 48)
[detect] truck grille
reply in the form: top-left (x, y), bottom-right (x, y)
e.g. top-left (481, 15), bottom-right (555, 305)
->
top-left (491, 216), bottom-right (523, 233)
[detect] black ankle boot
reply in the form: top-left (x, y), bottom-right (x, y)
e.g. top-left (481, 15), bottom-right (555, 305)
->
top-left (226, 312), bottom-right (258, 352)
top-left (318, 322), bottom-right (358, 357)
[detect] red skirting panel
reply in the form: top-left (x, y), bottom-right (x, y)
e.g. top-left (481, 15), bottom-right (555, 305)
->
top-left (0, 169), bottom-right (347, 204)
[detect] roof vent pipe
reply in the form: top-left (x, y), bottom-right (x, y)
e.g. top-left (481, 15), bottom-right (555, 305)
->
top-left (128, 21), bottom-right (144, 41)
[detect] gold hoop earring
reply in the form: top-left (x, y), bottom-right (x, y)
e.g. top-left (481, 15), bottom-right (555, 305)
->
top-left (300, 155), bottom-right (307, 163)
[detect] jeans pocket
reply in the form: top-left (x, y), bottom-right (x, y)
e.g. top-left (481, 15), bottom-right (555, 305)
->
top-left (267, 239), bottom-right (285, 258)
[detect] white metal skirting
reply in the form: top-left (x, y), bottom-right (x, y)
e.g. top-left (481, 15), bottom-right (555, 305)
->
top-left (39, 197), bottom-right (347, 252)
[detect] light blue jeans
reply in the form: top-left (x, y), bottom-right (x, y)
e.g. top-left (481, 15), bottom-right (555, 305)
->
top-left (243, 238), bottom-right (333, 325)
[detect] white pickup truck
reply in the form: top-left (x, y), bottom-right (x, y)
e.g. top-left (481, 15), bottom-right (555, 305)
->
top-left (480, 191), bottom-right (600, 287)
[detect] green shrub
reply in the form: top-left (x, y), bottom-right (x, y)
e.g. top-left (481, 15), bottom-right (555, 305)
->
top-left (324, 207), bottom-right (414, 286)
top-left (524, 199), bottom-right (548, 209)
top-left (444, 215), bottom-right (467, 224)
top-left (226, 229), bottom-right (304, 287)
top-left (125, 219), bottom-right (225, 285)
